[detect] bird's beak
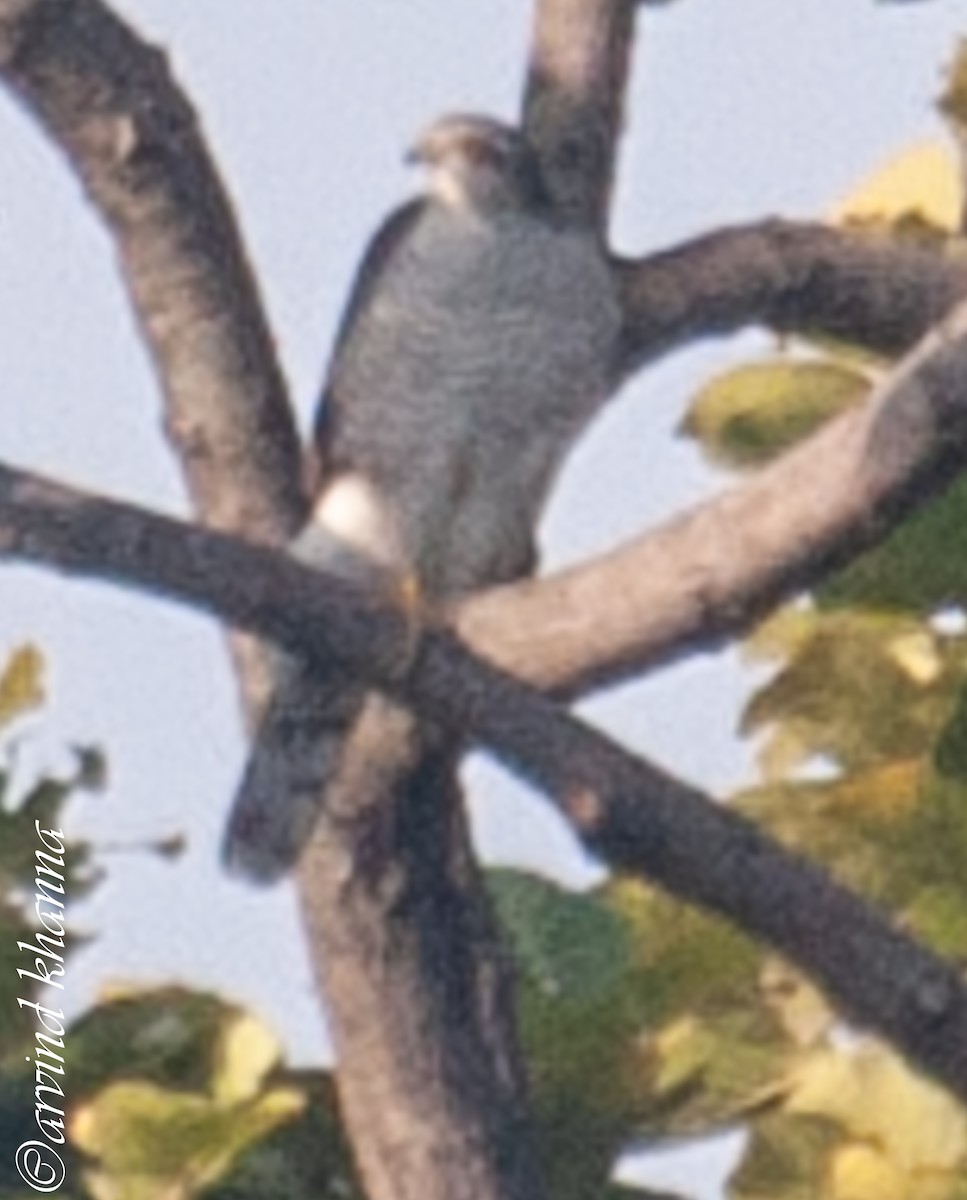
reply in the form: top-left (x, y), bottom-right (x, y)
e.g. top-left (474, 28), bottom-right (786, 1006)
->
top-left (404, 137), bottom-right (428, 167)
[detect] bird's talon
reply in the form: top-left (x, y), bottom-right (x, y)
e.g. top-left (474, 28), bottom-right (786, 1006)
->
top-left (394, 570), bottom-right (425, 670)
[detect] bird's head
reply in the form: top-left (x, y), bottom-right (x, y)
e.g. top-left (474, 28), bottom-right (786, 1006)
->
top-left (406, 114), bottom-right (547, 215)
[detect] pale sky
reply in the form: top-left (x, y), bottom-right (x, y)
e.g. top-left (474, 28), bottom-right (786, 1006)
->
top-left (0, 3), bottom-right (964, 1196)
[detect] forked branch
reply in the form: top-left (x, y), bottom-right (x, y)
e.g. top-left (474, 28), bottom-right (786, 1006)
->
top-left (458, 292), bottom-right (967, 694)
top-left (2, 461), bottom-right (967, 1103)
top-left (6, 0), bottom-right (967, 1193)
top-left (614, 220), bottom-right (967, 376)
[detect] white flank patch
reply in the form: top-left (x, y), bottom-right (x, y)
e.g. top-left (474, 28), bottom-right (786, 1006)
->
top-left (313, 473), bottom-right (401, 565)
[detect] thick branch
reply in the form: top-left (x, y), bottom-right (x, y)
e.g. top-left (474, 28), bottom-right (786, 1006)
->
top-left (522, 0), bottom-right (637, 229)
top-left (457, 279), bottom-right (967, 696)
top-left (0, 0), bottom-right (304, 540)
top-left (0, 0), bottom-right (305, 717)
top-left (299, 738), bottom-right (545, 1200)
top-left (0, 6), bottom-right (540, 1199)
top-left (614, 219), bottom-right (967, 377)
top-left (3, 465), bottom-right (967, 1103)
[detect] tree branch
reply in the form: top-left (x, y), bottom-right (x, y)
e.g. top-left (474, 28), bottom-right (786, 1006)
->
top-left (299, 737), bottom-right (546, 1200)
top-left (3, 463), bottom-right (967, 1103)
top-left (0, 5), bottom-right (543, 1198)
top-left (522, 0), bottom-right (637, 230)
top-left (0, 0), bottom-right (306, 716)
top-left (457, 285), bottom-right (967, 697)
top-left (0, 0), bottom-right (304, 540)
top-left (10, 2), bottom-right (967, 1187)
top-left (614, 219), bottom-right (967, 377)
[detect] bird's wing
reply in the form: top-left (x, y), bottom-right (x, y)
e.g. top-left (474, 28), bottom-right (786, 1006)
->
top-left (310, 197), bottom-right (427, 482)
top-left (226, 199), bottom-right (431, 882)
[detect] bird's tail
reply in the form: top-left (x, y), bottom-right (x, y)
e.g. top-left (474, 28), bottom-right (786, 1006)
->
top-left (221, 652), bottom-right (362, 884)
top-left (222, 508), bottom-right (416, 884)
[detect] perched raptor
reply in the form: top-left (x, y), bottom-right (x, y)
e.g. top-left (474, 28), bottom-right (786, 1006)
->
top-left (224, 113), bottom-right (622, 882)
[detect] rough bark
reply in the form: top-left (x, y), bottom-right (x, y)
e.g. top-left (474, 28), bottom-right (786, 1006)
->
top-left (4, 462), bottom-right (967, 1104)
top-left (522, 0), bottom-right (636, 230)
top-left (300, 734), bottom-right (544, 1200)
top-left (614, 220), bottom-right (967, 376)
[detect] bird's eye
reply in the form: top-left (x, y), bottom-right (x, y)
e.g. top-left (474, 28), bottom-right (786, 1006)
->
top-left (468, 137), bottom-right (512, 169)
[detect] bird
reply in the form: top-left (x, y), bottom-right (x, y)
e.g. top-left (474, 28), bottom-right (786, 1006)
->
top-left (223, 113), bottom-right (622, 882)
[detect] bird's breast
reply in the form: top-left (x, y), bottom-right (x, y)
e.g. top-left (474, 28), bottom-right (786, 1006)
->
top-left (385, 213), bottom-right (618, 420)
top-left (325, 210), bottom-right (621, 593)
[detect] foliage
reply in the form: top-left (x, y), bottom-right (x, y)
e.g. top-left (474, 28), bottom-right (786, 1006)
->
top-left (0, 644), bottom-right (356, 1200)
top-left (650, 45), bottom-right (967, 1197)
top-left (69, 996), bottom-right (331, 1200)
top-left (422, 43), bottom-right (967, 1199)
top-left (682, 361), bottom-right (869, 471)
top-left (0, 644), bottom-right (98, 1063)
top-left (0, 645), bottom-right (100, 1199)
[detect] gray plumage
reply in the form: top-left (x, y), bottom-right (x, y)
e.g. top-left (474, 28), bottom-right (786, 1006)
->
top-left (223, 113), bottom-right (621, 882)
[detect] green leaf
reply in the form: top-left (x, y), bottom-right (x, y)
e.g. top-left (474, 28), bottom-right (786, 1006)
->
top-left (0, 1056), bottom-right (86, 1197)
top-left (67, 988), bottom-right (242, 1099)
top-left (934, 682), bottom-right (967, 779)
top-left (489, 869), bottom-right (632, 1007)
top-left (208, 1071), bottom-right (358, 1200)
top-left (0, 748), bottom-right (101, 1062)
top-left (489, 872), bottom-right (660, 1198)
top-left (0, 744), bottom-right (103, 905)
top-left (611, 880), bottom-right (761, 1024)
top-left (681, 360), bottom-right (868, 469)
top-left (606, 882), bottom-right (784, 1135)
top-left (820, 475), bottom-right (967, 613)
top-left (903, 883), bottom-right (967, 957)
top-left (892, 770), bottom-right (967, 900)
top-left (734, 763), bottom-right (921, 902)
top-left (645, 1009), bottom-right (782, 1129)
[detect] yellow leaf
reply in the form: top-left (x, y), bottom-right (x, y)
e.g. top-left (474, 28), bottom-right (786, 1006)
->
top-left (0, 643), bottom-right (44, 727)
top-left (652, 1016), bottom-right (713, 1094)
top-left (830, 1144), bottom-right (909, 1200)
top-left (887, 631), bottom-right (943, 686)
top-left (787, 1043), bottom-right (967, 1172)
top-left (760, 960), bottom-right (834, 1047)
top-left (785, 1046), bottom-right (860, 1119)
top-left (71, 1078), bottom-right (304, 1194)
top-left (831, 139), bottom-right (963, 233)
top-left (212, 1012), bottom-right (281, 1105)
